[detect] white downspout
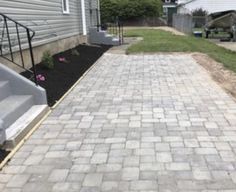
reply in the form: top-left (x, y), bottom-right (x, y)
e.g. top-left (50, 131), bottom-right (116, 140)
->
top-left (97, 0), bottom-right (101, 26)
top-left (81, 0), bottom-right (87, 35)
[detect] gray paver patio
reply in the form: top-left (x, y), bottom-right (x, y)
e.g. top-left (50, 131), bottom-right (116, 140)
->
top-left (1, 53), bottom-right (236, 192)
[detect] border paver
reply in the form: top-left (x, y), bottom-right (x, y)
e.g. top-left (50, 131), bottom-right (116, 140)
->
top-left (1, 53), bottom-right (236, 191)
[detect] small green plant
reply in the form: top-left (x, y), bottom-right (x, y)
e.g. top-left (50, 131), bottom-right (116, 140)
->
top-left (71, 49), bottom-right (80, 56)
top-left (41, 50), bottom-right (54, 69)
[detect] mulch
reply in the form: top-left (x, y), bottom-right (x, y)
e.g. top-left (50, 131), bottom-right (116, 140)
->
top-left (0, 149), bottom-right (10, 164)
top-left (21, 44), bottom-right (111, 106)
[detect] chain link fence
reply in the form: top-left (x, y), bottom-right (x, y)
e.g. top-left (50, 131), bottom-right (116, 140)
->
top-left (173, 14), bottom-right (206, 35)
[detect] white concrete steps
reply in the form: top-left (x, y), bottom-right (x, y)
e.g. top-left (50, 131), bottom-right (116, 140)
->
top-left (89, 27), bottom-right (121, 46)
top-left (105, 34), bottom-right (114, 38)
top-left (0, 81), bottom-right (11, 101)
top-left (0, 63), bottom-right (48, 146)
top-left (0, 95), bottom-right (34, 129)
top-left (0, 119), bottom-right (5, 146)
top-left (5, 104), bottom-right (49, 149)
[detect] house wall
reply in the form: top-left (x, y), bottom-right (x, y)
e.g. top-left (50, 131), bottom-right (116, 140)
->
top-left (84, 0), bottom-right (99, 32)
top-left (0, 0), bottom-right (99, 69)
top-left (0, 34), bottom-right (87, 72)
top-left (178, 0), bottom-right (236, 14)
top-left (0, 0), bottom-right (100, 47)
top-left (77, 0), bottom-right (84, 35)
top-left (0, 0), bottom-right (83, 46)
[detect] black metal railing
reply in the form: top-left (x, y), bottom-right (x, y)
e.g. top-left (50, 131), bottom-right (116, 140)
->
top-left (107, 21), bottom-right (124, 45)
top-left (89, 7), bottom-right (124, 45)
top-left (0, 13), bottom-right (38, 85)
top-left (101, 21), bottom-right (124, 45)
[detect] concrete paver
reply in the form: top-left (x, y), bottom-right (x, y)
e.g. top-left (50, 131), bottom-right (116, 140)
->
top-left (1, 53), bottom-right (236, 191)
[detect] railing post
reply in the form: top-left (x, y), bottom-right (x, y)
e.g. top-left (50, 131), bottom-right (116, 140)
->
top-left (0, 13), bottom-right (38, 86)
top-left (96, 8), bottom-right (99, 32)
top-left (121, 22), bottom-right (124, 44)
top-left (26, 29), bottom-right (38, 86)
top-left (118, 21), bottom-right (121, 45)
top-left (15, 23), bottom-right (25, 68)
top-left (4, 17), bottom-right (14, 62)
top-left (115, 21), bottom-right (117, 36)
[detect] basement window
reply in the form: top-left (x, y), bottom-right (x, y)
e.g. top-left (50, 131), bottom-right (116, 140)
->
top-left (62, 0), bottom-right (70, 14)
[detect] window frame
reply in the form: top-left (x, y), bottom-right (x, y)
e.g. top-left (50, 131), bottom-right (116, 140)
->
top-left (62, 0), bottom-right (70, 14)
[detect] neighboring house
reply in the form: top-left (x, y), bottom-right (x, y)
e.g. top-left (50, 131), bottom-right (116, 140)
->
top-left (162, 0), bottom-right (178, 25)
top-left (177, 0), bottom-right (236, 14)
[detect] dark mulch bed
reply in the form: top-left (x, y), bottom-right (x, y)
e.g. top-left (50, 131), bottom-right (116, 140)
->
top-left (0, 149), bottom-right (10, 164)
top-left (21, 44), bottom-right (111, 106)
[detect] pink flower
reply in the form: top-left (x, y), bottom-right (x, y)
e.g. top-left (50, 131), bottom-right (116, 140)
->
top-left (59, 57), bottom-right (66, 62)
top-left (36, 74), bottom-right (46, 82)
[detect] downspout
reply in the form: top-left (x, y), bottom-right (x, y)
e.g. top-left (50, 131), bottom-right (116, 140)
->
top-left (81, 0), bottom-right (87, 35)
top-left (97, 0), bottom-right (101, 26)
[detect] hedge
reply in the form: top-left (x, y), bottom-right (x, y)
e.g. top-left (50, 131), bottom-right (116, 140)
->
top-left (100, 0), bottom-right (163, 22)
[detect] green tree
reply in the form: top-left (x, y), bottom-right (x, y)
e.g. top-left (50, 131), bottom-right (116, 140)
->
top-left (100, 0), bottom-right (162, 23)
top-left (192, 8), bottom-right (208, 17)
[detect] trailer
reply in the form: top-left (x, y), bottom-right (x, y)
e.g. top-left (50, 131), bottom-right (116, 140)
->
top-left (205, 10), bottom-right (236, 41)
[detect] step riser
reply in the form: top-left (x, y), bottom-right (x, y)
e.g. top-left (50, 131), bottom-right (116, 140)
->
top-left (0, 81), bottom-right (11, 101)
top-left (89, 27), bottom-right (121, 46)
top-left (4, 105), bottom-right (49, 149)
top-left (2, 96), bottom-right (34, 129)
top-left (0, 120), bottom-right (6, 145)
top-left (90, 36), bottom-right (120, 46)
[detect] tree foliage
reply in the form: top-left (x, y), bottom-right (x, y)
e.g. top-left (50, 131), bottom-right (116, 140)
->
top-left (100, 0), bottom-right (163, 22)
top-left (192, 8), bottom-right (208, 17)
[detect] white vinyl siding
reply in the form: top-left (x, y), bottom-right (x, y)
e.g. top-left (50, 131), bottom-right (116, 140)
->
top-left (178, 0), bottom-right (236, 14)
top-left (0, 0), bottom-right (98, 47)
top-left (85, 0), bottom-right (99, 32)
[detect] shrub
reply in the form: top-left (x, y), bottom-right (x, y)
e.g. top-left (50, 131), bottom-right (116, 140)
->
top-left (41, 50), bottom-right (54, 69)
top-left (192, 8), bottom-right (208, 28)
top-left (100, 0), bottom-right (162, 23)
top-left (192, 8), bottom-right (208, 17)
top-left (71, 49), bottom-right (80, 56)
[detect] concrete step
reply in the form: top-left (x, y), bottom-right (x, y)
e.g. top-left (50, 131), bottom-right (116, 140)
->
top-left (4, 105), bottom-right (49, 149)
top-left (0, 63), bottom-right (48, 146)
top-left (112, 38), bottom-right (120, 45)
top-left (89, 27), bottom-right (122, 46)
top-left (0, 120), bottom-right (5, 145)
top-left (105, 34), bottom-right (114, 38)
top-left (0, 95), bottom-right (34, 129)
top-left (98, 31), bottom-right (107, 35)
top-left (0, 81), bottom-right (11, 101)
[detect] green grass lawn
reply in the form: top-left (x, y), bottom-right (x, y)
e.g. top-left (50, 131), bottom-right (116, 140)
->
top-left (125, 29), bottom-right (236, 73)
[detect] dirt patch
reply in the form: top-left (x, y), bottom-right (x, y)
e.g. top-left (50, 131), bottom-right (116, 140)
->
top-left (21, 44), bottom-right (111, 107)
top-left (109, 37), bottom-right (143, 54)
top-left (192, 53), bottom-right (236, 98)
top-left (156, 27), bottom-right (186, 36)
top-left (125, 26), bottom-right (186, 36)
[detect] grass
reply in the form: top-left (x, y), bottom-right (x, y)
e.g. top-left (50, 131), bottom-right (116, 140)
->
top-left (125, 29), bottom-right (236, 73)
